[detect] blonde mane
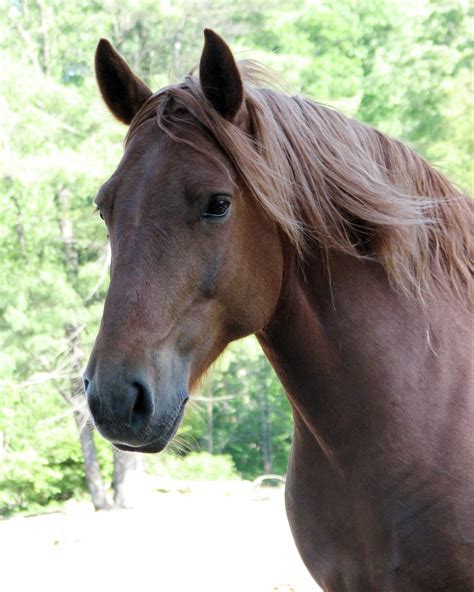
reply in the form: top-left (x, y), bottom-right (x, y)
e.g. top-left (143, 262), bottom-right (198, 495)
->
top-left (127, 62), bottom-right (473, 301)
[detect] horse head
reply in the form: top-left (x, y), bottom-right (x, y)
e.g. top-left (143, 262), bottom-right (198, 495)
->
top-left (84, 31), bottom-right (284, 451)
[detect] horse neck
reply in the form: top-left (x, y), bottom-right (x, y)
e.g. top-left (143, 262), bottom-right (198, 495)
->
top-left (257, 248), bottom-right (465, 467)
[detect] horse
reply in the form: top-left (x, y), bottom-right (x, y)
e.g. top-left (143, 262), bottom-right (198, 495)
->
top-left (84, 29), bottom-right (473, 590)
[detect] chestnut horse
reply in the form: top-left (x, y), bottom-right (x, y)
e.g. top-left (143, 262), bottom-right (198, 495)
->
top-left (84, 30), bottom-right (473, 590)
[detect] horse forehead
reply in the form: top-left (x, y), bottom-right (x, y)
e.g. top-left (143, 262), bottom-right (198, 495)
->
top-left (116, 126), bottom-right (233, 192)
top-left (99, 135), bottom-right (234, 220)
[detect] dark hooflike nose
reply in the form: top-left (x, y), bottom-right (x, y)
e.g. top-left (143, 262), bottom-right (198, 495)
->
top-left (83, 371), bottom-right (155, 444)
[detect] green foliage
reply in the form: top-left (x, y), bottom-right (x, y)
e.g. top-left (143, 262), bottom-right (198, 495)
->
top-left (145, 451), bottom-right (240, 481)
top-left (0, 0), bottom-right (471, 514)
top-left (0, 384), bottom-right (86, 515)
top-left (181, 338), bottom-right (293, 479)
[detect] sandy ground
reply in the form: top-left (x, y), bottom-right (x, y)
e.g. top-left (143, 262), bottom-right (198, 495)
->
top-left (0, 482), bottom-right (319, 592)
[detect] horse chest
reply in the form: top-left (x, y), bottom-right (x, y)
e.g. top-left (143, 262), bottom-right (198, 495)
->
top-left (284, 435), bottom-right (474, 591)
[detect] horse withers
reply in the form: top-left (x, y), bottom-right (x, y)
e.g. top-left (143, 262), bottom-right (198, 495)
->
top-left (84, 30), bottom-right (473, 590)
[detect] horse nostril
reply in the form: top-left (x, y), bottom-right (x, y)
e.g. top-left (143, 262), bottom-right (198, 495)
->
top-left (129, 381), bottom-right (154, 429)
top-left (83, 377), bottom-right (90, 393)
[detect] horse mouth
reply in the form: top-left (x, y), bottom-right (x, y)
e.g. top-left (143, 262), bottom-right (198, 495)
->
top-left (113, 398), bottom-right (188, 454)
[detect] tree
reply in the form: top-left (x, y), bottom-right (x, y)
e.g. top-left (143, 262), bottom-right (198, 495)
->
top-left (187, 339), bottom-right (293, 479)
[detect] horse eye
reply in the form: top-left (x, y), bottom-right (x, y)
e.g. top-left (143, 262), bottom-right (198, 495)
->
top-left (98, 210), bottom-right (104, 220)
top-left (203, 196), bottom-right (230, 218)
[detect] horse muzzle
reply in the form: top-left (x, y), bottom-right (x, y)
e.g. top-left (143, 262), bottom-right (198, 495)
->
top-left (83, 364), bottom-right (189, 452)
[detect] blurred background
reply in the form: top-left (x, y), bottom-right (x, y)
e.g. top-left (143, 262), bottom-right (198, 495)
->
top-left (0, 0), bottom-right (472, 589)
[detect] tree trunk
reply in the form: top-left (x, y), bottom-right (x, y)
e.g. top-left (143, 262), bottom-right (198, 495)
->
top-left (36, 0), bottom-right (51, 77)
top-left (55, 186), bottom-right (78, 283)
top-left (74, 411), bottom-right (110, 510)
top-left (257, 388), bottom-right (273, 474)
top-left (206, 391), bottom-right (214, 454)
top-left (113, 451), bottom-right (143, 509)
top-left (66, 324), bottom-right (111, 510)
top-left (11, 195), bottom-right (27, 259)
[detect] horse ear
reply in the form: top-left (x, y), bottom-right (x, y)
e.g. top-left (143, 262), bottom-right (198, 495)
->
top-left (199, 29), bottom-right (244, 122)
top-left (95, 39), bottom-right (152, 125)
